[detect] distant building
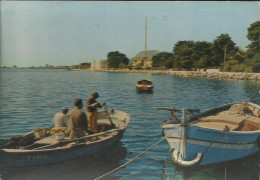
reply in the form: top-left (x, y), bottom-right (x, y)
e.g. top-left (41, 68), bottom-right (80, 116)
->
top-left (91, 60), bottom-right (108, 70)
top-left (132, 57), bottom-right (153, 68)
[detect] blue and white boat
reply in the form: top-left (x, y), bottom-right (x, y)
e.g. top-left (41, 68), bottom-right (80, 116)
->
top-left (0, 109), bottom-right (130, 167)
top-left (160, 102), bottom-right (260, 167)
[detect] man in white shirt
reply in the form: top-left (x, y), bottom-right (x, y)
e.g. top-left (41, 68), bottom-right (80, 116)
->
top-left (53, 107), bottom-right (69, 127)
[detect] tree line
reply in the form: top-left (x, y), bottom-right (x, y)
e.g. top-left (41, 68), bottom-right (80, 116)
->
top-left (106, 21), bottom-right (260, 73)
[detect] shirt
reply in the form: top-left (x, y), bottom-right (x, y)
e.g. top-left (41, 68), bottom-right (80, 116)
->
top-left (86, 97), bottom-right (102, 112)
top-left (67, 107), bottom-right (88, 131)
top-left (53, 112), bottom-right (68, 127)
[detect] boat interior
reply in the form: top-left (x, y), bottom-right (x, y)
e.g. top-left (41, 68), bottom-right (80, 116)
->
top-left (136, 79), bottom-right (153, 85)
top-left (192, 103), bottom-right (260, 132)
top-left (1, 110), bottom-right (125, 150)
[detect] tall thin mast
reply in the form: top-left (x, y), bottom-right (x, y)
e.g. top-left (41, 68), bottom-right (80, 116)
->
top-left (144, 16), bottom-right (147, 80)
top-left (145, 16), bottom-right (147, 58)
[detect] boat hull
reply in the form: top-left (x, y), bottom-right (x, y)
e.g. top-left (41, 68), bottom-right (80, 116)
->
top-left (163, 124), bottom-right (259, 166)
top-left (136, 85), bottom-right (154, 91)
top-left (0, 109), bottom-right (130, 167)
top-left (0, 130), bottom-right (125, 167)
top-left (164, 125), bottom-right (259, 166)
top-left (136, 79), bottom-right (154, 91)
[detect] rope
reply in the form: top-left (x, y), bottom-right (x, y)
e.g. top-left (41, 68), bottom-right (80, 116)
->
top-left (95, 122), bottom-right (184, 180)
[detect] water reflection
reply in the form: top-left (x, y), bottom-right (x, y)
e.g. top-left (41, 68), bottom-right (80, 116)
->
top-left (136, 89), bottom-right (154, 94)
top-left (0, 143), bottom-right (127, 180)
top-left (164, 152), bottom-right (260, 180)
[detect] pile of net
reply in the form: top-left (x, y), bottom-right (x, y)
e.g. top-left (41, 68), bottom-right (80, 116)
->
top-left (228, 103), bottom-right (251, 116)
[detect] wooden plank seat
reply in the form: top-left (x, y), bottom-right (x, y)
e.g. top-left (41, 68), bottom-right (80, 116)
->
top-left (97, 119), bottom-right (114, 126)
top-left (192, 122), bottom-right (239, 131)
top-left (34, 136), bottom-right (62, 145)
top-left (199, 112), bottom-right (247, 126)
top-left (199, 111), bottom-right (260, 131)
top-left (241, 116), bottom-right (260, 131)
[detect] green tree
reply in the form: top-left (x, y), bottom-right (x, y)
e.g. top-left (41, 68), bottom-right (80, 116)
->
top-left (245, 21), bottom-right (260, 72)
top-left (191, 41), bottom-right (213, 68)
top-left (119, 63), bottom-right (127, 69)
top-left (246, 21), bottom-right (260, 52)
top-left (211, 34), bottom-right (236, 67)
top-left (152, 52), bottom-right (173, 69)
top-left (107, 51), bottom-right (129, 69)
top-left (245, 52), bottom-right (260, 72)
top-left (173, 41), bottom-right (195, 70)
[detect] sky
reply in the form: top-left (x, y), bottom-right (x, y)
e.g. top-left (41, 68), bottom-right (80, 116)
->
top-left (1, 1), bottom-right (260, 67)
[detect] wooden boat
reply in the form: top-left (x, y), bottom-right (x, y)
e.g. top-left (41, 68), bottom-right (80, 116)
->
top-left (136, 79), bottom-right (154, 91)
top-left (160, 102), bottom-right (260, 167)
top-left (0, 109), bottom-right (130, 167)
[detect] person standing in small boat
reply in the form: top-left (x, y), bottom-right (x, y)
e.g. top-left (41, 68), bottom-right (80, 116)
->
top-left (53, 107), bottom-right (69, 127)
top-left (86, 92), bottom-right (105, 133)
top-left (67, 99), bottom-right (88, 139)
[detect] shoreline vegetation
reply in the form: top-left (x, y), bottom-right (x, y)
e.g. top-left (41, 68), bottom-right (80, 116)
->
top-left (73, 69), bottom-right (260, 81)
top-left (2, 67), bottom-right (260, 80)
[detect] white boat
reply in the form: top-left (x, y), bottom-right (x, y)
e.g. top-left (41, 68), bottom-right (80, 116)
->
top-left (160, 102), bottom-right (260, 167)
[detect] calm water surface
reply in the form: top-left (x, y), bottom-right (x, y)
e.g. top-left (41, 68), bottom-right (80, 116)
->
top-left (1, 69), bottom-right (260, 180)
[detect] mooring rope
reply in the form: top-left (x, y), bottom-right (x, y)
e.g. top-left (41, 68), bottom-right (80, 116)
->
top-left (95, 122), bottom-right (184, 180)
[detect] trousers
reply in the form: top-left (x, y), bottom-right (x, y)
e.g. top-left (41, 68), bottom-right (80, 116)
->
top-left (87, 112), bottom-right (98, 133)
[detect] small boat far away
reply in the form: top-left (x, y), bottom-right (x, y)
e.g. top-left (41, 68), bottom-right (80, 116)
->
top-left (0, 109), bottom-right (130, 167)
top-left (158, 102), bottom-right (260, 167)
top-left (136, 16), bottom-right (154, 92)
top-left (136, 79), bottom-right (154, 92)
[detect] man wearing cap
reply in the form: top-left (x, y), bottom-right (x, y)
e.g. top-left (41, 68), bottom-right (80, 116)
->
top-left (53, 107), bottom-right (69, 127)
top-left (86, 92), bottom-right (105, 133)
top-left (67, 99), bottom-right (88, 139)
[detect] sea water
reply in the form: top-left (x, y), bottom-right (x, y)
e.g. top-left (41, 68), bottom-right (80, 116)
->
top-left (1, 69), bottom-right (260, 180)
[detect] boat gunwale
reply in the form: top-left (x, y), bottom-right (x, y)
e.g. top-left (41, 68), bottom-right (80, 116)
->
top-left (163, 101), bottom-right (260, 133)
top-left (167, 136), bottom-right (257, 146)
top-left (1, 129), bottom-right (125, 153)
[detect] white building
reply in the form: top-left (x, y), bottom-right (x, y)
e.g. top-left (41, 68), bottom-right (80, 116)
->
top-left (91, 60), bottom-right (108, 70)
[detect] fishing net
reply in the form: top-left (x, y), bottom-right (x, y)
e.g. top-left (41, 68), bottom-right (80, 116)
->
top-left (228, 103), bottom-right (248, 116)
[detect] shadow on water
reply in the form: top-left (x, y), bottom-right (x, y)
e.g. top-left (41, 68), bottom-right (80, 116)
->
top-left (0, 143), bottom-right (127, 180)
top-left (164, 152), bottom-right (260, 180)
top-left (136, 89), bottom-right (154, 94)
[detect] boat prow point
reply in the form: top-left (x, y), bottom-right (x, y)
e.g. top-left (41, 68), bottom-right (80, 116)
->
top-left (171, 149), bottom-right (203, 167)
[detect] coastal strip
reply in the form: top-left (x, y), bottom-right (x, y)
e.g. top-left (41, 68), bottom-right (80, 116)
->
top-left (74, 69), bottom-right (260, 81)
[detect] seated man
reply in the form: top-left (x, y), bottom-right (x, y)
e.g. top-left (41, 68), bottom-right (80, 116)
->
top-left (67, 99), bottom-right (88, 139)
top-left (53, 107), bottom-right (69, 127)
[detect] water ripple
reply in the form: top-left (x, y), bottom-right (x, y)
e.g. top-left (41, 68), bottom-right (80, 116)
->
top-left (1, 69), bottom-right (260, 179)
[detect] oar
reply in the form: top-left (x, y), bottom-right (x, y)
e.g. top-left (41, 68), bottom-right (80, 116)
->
top-left (154, 107), bottom-right (200, 113)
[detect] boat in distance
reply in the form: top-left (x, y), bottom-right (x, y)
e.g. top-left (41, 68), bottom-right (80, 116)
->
top-left (0, 109), bottom-right (130, 167)
top-left (160, 102), bottom-right (260, 167)
top-left (136, 79), bottom-right (154, 91)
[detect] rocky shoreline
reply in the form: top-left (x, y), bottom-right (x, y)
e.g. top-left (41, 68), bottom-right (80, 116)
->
top-left (75, 69), bottom-right (260, 81)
